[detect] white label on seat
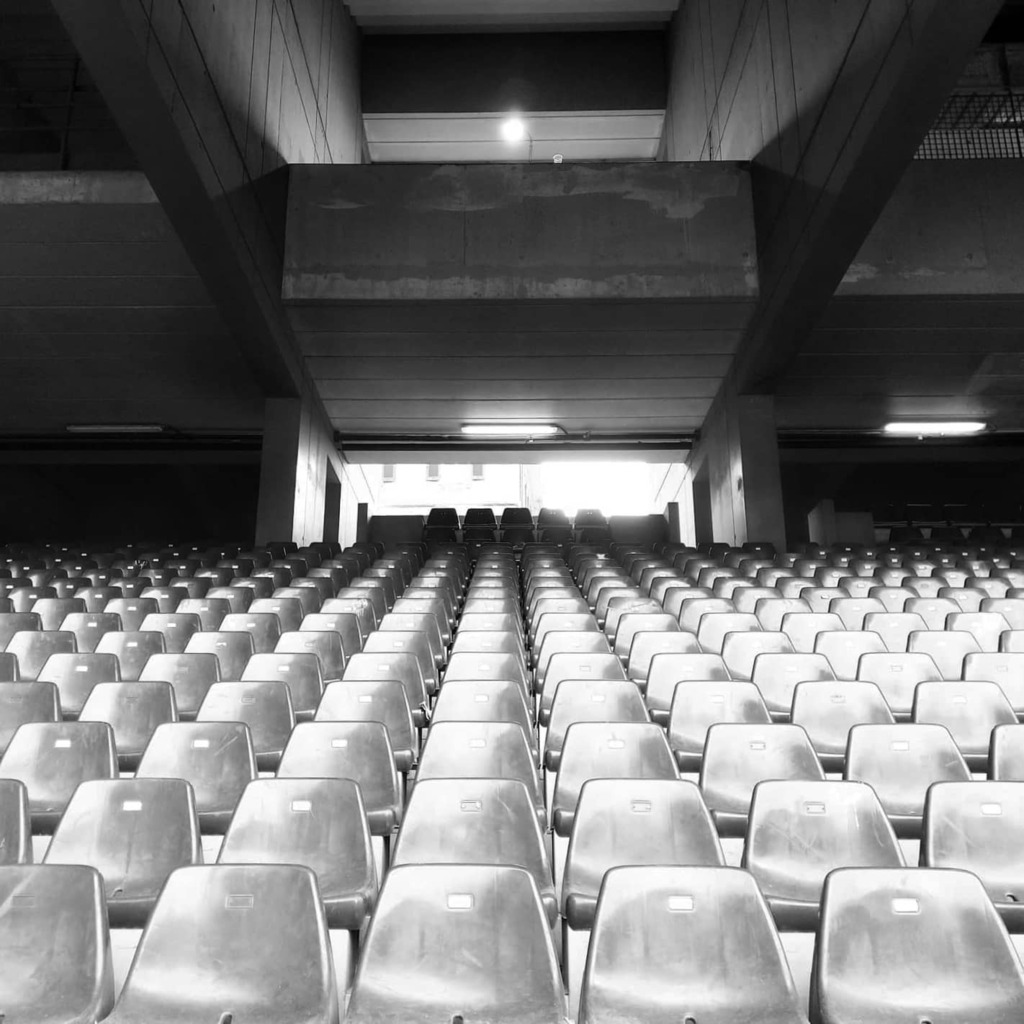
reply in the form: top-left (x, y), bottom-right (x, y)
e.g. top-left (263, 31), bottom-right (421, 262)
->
top-left (304, 641), bottom-right (315, 649)
top-left (128, 641), bottom-right (138, 648)
top-left (447, 894), bottom-right (474, 910)
top-left (192, 738), bottom-right (210, 749)
top-left (331, 739), bottom-right (348, 748)
top-left (54, 739), bottom-right (71, 748)
top-left (953, 695), bottom-right (967, 704)
top-left (87, 622), bottom-right (98, 628)
top-left (392, 641), bottom-right (403, 649)
top-left (277, 666), bottom-right (290, 672)
top-left (240, 696), bottom-right (256, 705)
top-left (892, 898), bottom-right (920, 914)
top-left (668, 895), bottom-right (695, 912)
top-left (469, 738), bottom-right (486, 748)
top-left (750, 741), bottom-right (766, 751)
top-left (75, 665), bottom-right (88, 672)
top-left (358, 695), bottom-right (373, 704)
top-left (460, 800), bottom-right (482, 813)
top-left (291, 800), bottom-right (312, 813)
top-left (122, 800), bottom-right (143, 812)
top-left (225, 895), bottom-right (254, 910)
top-left (804, 802), bottom-right (826, 815)
top-left (246, 622), bottom-right (256, 628)
top-left (830, 695), bottom-right (846, 704)
top-left (631, 800), bottom-right (652, 813)
top-left (579, 665), bottom-right (592, 673)
top-left (473, 694), bottom-right (490, 703)
top-left (891, 740), bottom-right (910, 751)
top-left (891, 665), bottom-right (903, 672)
top-left (982, 803), bottom-right (1003, 816)
top-left (216, 641), bottom-right (227, 648)
top-left (590, 693), bottom-right (607, 703)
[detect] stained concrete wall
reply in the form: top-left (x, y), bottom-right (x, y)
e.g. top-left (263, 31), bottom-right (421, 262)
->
top-left (284, 162), bottom-right (759, 301)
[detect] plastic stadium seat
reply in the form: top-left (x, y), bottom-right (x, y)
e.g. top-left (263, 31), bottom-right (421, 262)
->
top-left (563, 780), bottom-right (724, 931)
top-left (751, 597), bottom-right (808, 632)
top-left (347, 864), bottom-right (562, 1024)
top-left (321, 596), bottom-right (379, 641)
top-left (908, 629), bottom-right (982, 680)
top-left (791, 680), bottom-right (894, 770)
top-left (59, 611), bottom-right (122, 653)
top-left (44, 778), bottom-right (200, 926)
top-left (446, 650), bottom-right (532, 696)
top-left (861, 611), bottom-right (927, 653)
top-left (432, 678), bottom-right (535, 753)
top-left (32, 597), bottom-right (86, 631)
top-left (417, 721), bottom-right (544, 821)
top-left (6, 629), bottom-right (77, 679)
top-left (137, 612), bottom-right (200, 654)
top-left (184, 629), bottom-right (255, 681)
top-left (197, 680), bottom-right (294, 772)
top-left (206, 585), bottom-right (253, 612)
top-left (668, 681), bottom-right (771, 771)
top-left (813, 629), bottom-right (886, 679)
top-left (948, 611), bottom-right (1011, 652)
top-left (75, 586), bottom-right (121, 613)
top-left (136, 722), bottom-right (257, 834)
top-left (964, 651), bottom-right (1024, 715)
top-left (552, 723), bottom-right (677, 837)
top-left (700, 723), bottom-right (824, 838)
top-left (37, 651), bottom-right (120, 717)
top-left (393, 778), bottom-right (555, 924)
top-left (0, 721), bottom-right (117, 832)
top-left (845, 723), bottom-right (970, 837)
top-left (811, 867), bottom-right (1024, 1023)
top-left (95, 630), bottom-right (166, 680)
top-left (1003, 630), bottom-right (1024, 654)
top-left (138, 651), bottom-right (219, 719)
top-left (344, 651), bottom-right (429, 723)
top-left (912, 680), bottom-right (1016, 770)
top-left (0, 864), bottom-right (115, 1022)
top-left (751, 652), bottom-right (836, 720)
top-left (983, 598), bottom-right (1024, 631)
top-left (241, 650), bottom-right (324, 718)
top-left (0, 681), bottom-right (60, 756)
top-left (677, 596), bottom-right (734, 634)
top-left (643, 652), bottom-right (731, 722)
top-left (745, 780), bottom-right (903, 931)
top-left (103, 597), bottom-right (160, 633)
top-left (364, 630), bottom-right (437, 692)
top-left (579, 866), bottom-right (805, 1024)
top-left (220, 611), bottom-right (281, 654)
top-left (0, 777), bottom-right (31, 863)
top-left (802, 588), bottom-right (847, 615)
top-left (80, 681), bottom-right (177, 771)
top-left (545, 679), bottom-right (648, 771)
top-left (612, 611), bottom-right (679, 665)
top-left (139, 586), bottom-right (186, 614)
top-left (174, 597), bottom-right (229, 631)
top-left (217, 777), bottom-right (375, 931)
top-left (284, 624), bottom-right (351, 679)
top-left (0, 649), bottom-right (17, 680)
top-left (105, 864), bottom-right (337, 1024)
top-left (905, 596), bottom-right (960, 631)
top-left (856, 651), bottom-right (943, 718)
top-left (722, 630), bottom-right (794, 681)
top-left (316, 679), bottom-right (416, 772)
top-left (990, 724), bottom-right (1024, 780)
top-left (539, 651), bottom-right (627, 725)
top-left (278, 721), bottom-right (400, 836)
top-left (450, 629), bottom-right (525, 664)
top-left (781, 612), bottom-right (845, 654)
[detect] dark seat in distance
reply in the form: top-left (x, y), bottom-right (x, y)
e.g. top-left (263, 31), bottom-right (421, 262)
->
top-left (0, 777), bottom-right (31, 863)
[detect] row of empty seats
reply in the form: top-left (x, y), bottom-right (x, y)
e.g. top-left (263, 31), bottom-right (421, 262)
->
top-left (5, 534), bottom-right (1024, 1021)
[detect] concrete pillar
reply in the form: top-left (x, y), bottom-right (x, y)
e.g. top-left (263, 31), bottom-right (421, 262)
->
top-left (255, 390), bottom-right (344, 547)
top-left (691, 383), bottom-right (786, 552)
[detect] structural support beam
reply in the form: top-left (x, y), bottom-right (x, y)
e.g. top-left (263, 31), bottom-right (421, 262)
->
top-left (51, 0), bottom-right (363, 397)
top-left (665, 0), bottom-right (1004, 393)
top-left (255, 388), bottom-right (345, 547)
top-left (689, 384), bottom-right (786, 552)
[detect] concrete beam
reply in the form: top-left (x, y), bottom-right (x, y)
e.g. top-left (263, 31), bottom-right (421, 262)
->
top-left (665, 0), bottom-right (1004, 393)
top-left (51, 0), bottom-right (363, 398)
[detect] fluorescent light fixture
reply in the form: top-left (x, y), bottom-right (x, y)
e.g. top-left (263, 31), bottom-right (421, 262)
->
top-left (500, 116), bottom-right (527, 144)
top-left (461, 422), bottom-right (562, 438)
top-left (66, 424), bottom-right (166, 434)
top-left (883, 421), bottom-right (987, 437)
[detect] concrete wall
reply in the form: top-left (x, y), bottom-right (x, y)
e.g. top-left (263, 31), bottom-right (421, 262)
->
top-left (255, 384), bottom-right (347, 547)
top-left (284, 162), bottom-right (759, 301)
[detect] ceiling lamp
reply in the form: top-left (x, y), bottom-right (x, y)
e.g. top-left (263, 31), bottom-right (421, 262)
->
top-left (883, 421), bottom-right (987, 437)
top-left (500, 116), bottom-right (527, 144)
top-left (461, 423), bottom-right (563, 438)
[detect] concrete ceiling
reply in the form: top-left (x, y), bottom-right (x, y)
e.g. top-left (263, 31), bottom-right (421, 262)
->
top-left (345, 0), bottom-right (681, 32)
top-left (0, 172), bottom-right (263, 435)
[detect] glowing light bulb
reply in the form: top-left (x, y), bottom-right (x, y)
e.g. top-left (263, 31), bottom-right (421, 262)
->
top-left (501, 117), bottom-right (527, 144)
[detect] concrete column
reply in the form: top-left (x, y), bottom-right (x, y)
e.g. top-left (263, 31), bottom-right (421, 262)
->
top-left (255, 389), bottom-right (344, 547)
top-left (691, 383), bottom-right (786, 552)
